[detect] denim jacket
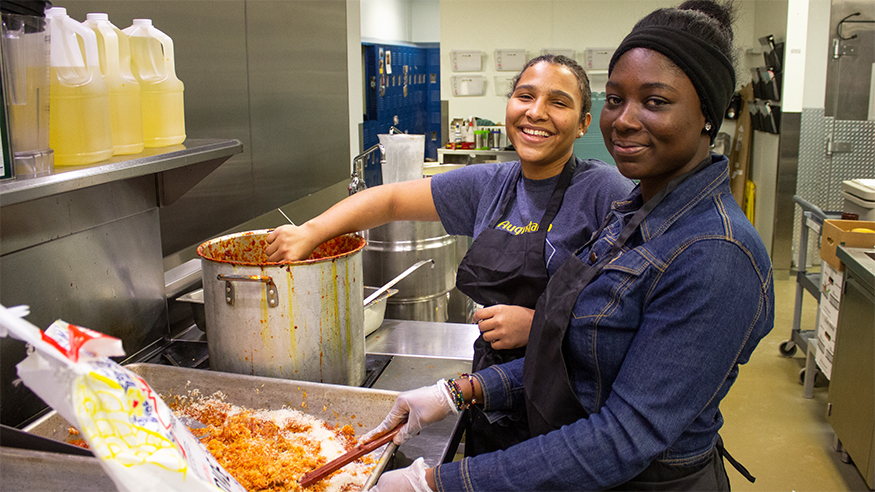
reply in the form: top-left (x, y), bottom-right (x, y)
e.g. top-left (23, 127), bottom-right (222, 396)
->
top-left (433, 155), bottom-right (775, 491)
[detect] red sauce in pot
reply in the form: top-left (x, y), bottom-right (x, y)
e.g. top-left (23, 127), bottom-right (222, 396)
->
top-left (197, 230), bottom-right (366, 266)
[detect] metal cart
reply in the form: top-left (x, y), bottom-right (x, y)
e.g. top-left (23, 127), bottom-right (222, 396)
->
top-left (780, 196), bottom-right (840, 387)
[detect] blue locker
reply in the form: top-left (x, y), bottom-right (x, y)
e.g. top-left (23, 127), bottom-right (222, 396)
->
top-left (363, 42), bottom-right (441, 186)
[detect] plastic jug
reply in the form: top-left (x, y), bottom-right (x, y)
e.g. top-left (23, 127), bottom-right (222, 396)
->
top-left (1, 11), bottom-right (54, 177)
top-left (123, 19), bottom-right (185, 147)
top-left (84, 13), bottom-right (144, 155)
top-left (46, 7), bottom-right (113, 166)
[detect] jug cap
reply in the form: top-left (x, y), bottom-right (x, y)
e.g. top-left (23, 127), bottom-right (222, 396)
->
top-left (132, 18), bottom-right (152, 26)
top-left (45, 6), bottom-right (65, 16)
top-left (86, 13), bottom-right (109, 21)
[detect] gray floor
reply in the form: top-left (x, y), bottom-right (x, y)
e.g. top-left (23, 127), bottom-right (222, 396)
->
top-left (719, 273), bottom-right (871, 491)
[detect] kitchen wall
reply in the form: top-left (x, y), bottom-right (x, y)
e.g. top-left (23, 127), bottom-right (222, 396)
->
top-left (361, 0), bottom-right (440, 43)
top-left (437, 0), bottom-right (773, 125)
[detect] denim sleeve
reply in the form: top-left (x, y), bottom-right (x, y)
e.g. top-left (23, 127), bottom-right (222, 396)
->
top-left (472, 358), bottom-right (526, 422)
top-left (433, 240), bottom-right (774, 491)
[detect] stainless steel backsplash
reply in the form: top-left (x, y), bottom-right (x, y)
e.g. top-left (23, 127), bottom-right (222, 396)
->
top-left (59, 0), bottom-right (353, 257)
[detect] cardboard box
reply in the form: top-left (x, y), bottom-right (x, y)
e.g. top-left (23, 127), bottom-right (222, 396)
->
top-left (820, 291), bottom-right (840, 328)
top-left (817, 312), bottom-right (837, 355)
top-left (821, 261), bottom-right (843, 306)
top-left (819, 220), bottom-right (875, 271)
top-left (815, 338), bottom-right (833, 380)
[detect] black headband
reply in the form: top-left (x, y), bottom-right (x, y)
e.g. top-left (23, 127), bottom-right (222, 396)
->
top-left (609, 25), bottom-right (736, 143)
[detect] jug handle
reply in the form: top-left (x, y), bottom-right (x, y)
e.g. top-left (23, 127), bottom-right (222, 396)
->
top-left (150, 26), bottom-right (178, 78)
top-left (96, 23), bottom-right (121, 76)
top-left (65, 19), bottom-right (101, 70)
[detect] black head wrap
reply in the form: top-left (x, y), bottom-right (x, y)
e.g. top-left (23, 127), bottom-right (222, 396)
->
top-left (609, 25), bottom-right (735, 143)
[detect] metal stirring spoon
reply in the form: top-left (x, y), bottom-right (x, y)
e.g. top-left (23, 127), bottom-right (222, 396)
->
top-left (277, 208), bottom-right (295, 226)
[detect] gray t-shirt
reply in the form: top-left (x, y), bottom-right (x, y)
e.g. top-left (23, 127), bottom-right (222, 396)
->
top-left (431, 158), bottom-right (634, 276)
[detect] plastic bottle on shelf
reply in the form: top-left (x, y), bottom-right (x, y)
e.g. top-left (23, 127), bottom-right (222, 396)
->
top-left (464, 119), bottom-right (475, 149)
top-left (46, 7), bottom-right (114, 166)
top-left (83, 13), bottom-right (144, 155)
top-left (452, 121), bottom-right (462, 149)
top-left (122, 19), bottom-right (185, 147)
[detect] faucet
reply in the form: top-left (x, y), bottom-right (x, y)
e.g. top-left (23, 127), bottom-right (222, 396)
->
top-left (349, 143), bottom-right (385, 195)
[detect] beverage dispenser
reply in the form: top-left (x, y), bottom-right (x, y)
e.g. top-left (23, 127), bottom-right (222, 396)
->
top-left (1, 4), bottom-right (53, 177)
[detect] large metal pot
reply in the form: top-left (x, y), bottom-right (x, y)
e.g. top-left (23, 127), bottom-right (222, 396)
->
top-left (363, 221), bottom-right (459, 322)
top-left (197, 230), bottom-right (366, 386)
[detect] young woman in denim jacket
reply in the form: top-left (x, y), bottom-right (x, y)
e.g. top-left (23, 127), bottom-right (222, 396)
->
top-left (365, 1), bottom-right (775, 490)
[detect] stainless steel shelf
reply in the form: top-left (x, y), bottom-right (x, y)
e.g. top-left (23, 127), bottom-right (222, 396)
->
top-left (0, 138), bottom-right (243, 207)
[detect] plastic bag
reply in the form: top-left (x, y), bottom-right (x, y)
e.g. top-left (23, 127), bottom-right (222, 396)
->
top-left (0, 304), bottom-right (246, 492)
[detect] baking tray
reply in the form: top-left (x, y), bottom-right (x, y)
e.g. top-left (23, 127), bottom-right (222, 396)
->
top-left (20, 363), bottom-right (400, 490)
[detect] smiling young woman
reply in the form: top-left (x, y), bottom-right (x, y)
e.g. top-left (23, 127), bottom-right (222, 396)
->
top-left (600, 48), bottom-right (712, 201)
top-left (506, 61), bottom-right (592, 180)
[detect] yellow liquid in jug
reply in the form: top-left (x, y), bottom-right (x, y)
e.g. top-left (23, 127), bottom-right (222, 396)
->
top-left (92, 22), bottom-right (145, 155)
top-left (140, 86), bottom-right (185, 147)
top-left (128, 36), bottom-right (185, 147)
top-left (109, 84), bottom-right (145, 154)
top-left (49, 67), bottom-right (114, 166)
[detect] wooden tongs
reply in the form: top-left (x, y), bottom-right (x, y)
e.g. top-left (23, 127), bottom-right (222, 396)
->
top-left (299, 425), bottom-right (401, 489)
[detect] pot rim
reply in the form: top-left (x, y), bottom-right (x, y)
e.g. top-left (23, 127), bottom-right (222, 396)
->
top-left (196, 229), bottom-right (366, 267)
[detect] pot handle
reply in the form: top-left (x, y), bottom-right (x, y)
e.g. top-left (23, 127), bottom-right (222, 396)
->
top-left (216, 274), bottom-right (279, 307)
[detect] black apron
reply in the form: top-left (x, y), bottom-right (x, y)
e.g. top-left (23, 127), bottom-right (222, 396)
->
top-left (455, 155), bottom-right (576, 456)
top-left (522, 156), bottom-right (755, 490)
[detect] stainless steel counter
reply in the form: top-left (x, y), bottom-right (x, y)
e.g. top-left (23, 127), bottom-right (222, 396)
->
top-left (367, 319), bottom-right (479, 360)
top-left (367, 319), bottom-right (479, 467)
top-left (836, 246), bottom-right (875, 287)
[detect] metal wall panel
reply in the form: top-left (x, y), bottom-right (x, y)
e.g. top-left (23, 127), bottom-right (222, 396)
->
top-left (772, 112), bottom-right (801, 273)
top-left (824, 0), bottom-right (875, 119)
top-left (59, 0), bottom-right (352, 257)
top-left (246, 1), bottom-right (351, 206)
top-left (0, 208), bottom-right (165, 426)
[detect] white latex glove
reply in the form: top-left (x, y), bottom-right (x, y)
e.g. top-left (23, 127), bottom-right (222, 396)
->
top-left (372, 457), bottom-right (432, 492)
top-left (362, 380), bottom-right (458, 446)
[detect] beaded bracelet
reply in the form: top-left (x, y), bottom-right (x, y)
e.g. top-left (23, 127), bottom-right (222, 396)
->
top-left (461, 373), bottom-right (477, 406)
top-left (445, 378), bottom-right (467, 411)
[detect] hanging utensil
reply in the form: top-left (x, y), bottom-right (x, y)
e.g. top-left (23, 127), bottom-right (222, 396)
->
top-left (277, 208), bottom-right (295, 225)
top-left (363, 259), bottom-right (434, 306)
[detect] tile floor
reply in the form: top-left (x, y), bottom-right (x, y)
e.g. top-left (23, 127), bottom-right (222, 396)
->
top-left (720, 273), bottom-right (871, 491)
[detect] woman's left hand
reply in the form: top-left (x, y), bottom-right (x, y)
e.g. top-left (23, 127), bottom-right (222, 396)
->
top-left (372, 457), bottom-right (433, 492)
top-left (473, 304), bottom-right (535, 350)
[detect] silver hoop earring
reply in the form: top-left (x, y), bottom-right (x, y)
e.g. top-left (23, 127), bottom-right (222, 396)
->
top-left (705, 122), bottom-right (712, 132)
